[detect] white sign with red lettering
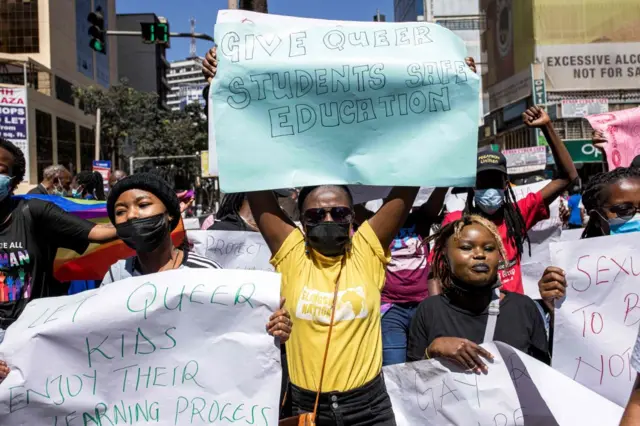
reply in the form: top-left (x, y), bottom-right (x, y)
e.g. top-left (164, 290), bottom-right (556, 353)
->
top-left (551, 232), bottom-right (640, 407)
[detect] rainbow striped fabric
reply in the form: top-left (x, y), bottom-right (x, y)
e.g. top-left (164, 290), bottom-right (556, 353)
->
top-left (15, 195), bottom-right (185, 282)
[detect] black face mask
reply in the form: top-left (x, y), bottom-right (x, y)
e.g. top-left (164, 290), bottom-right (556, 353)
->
top-left (116, 214), bottom-right (169, 253)
top-left (306, 222), bottom-right (351, 257)
top-left (447, 274), bottom-right (501, 296)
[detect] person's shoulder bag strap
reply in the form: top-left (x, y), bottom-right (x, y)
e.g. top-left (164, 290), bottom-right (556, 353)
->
top-left (279, 258), bottom-right (345, 426)
top-left (483, 287), bottom-right (501, 344)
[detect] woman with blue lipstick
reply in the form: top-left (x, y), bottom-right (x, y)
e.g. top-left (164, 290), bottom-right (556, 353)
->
top-left (408, 215), bottom-right (550, 370)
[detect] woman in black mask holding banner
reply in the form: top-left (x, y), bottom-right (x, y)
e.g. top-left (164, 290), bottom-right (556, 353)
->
top-left (102, 174), bottom-right (291, 341)
top-left (249, 185), bottom-right (417, 426)
top-left (0, 173), bottom-right (292, 383)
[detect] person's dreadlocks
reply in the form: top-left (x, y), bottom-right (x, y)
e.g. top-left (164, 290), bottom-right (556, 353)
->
top-left (581, 167), bottom-right (640, 239)
top-left (216, 192), bottom-right (247, 221)
top-left (426, 214), bottom-right (507, 289)
top-left (463, 184), bottom-right (530, 258)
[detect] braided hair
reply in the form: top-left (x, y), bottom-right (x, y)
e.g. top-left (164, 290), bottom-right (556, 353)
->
top-left (216, 192), bottom-right (246, 221)
top-left (426, 214), bottom-right (507, 290)
top-left (75, 171), bottom-right (106, 200)
top-left (464, 184), bottom-right (530, 259)
top-left (581, 167), bottom-right (640, 239)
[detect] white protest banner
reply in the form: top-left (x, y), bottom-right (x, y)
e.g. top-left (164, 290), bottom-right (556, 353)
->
top-left (211, 10), bottom-right (480, 193)
top-left (188, 230), bottom-right (273, 271)
top-left (551, 232), bottom-right (640, 406)
top-left (364, 187), bottom-right (436, 213)
top-left (383, 342), bottom-right (622, 425)
top-left (0, 269), bottom-right (282, 425)
top-left (510, 181), bottom-right (562, 299)
top-left (348, 186), bottom-right (391, 205)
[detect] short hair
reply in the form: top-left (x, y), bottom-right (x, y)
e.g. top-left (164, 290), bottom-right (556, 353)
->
top-left (426, 214), bottom-right (507, 289)
top-left (297, 185), bottom-right (353, 212)
top-left (0, 137), bottom-right (26, 185)
top-left (43, 164), bottom-right (69, 181)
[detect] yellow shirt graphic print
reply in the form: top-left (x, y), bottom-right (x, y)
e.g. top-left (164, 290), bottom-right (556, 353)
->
top-left (271, 221), bottom-right (390, 393)
top-left (296, 286), bottom-right (368, 323)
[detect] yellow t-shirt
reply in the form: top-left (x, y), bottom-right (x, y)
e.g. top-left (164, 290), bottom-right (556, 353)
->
top-left (271, 221), bottom-right (390, 392)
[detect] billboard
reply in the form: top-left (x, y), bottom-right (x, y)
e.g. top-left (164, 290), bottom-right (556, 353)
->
top-left (0, 87), bottom-right (29, 182)
top-left (534, 0), bottom-right (640, 91)
top-left (537, 43), bottom-right (640, 91)
top-left (533, 0), bottom-right (640, 46)
top-left (482, 0), bottom-right (535, 87)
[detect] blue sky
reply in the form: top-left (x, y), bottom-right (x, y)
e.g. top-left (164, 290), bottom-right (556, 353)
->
top-left (117, 0), bottom-right (394, 61)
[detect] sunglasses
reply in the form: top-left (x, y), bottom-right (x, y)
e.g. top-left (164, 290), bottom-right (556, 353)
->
top-left (605, 203), bottom-right (640, 221)
top-left (303, 207), bottom-right (353, 225)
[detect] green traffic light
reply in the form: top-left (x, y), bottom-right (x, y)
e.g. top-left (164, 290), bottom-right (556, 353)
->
top-left (89, 39), bottom-right (106, 53)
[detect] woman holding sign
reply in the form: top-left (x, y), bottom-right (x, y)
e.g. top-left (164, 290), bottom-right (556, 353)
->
top-left (101, 173), bottom-right (292, 340)
top-left (537, 166), bottom-right (640, 347)
top-left (407, 215), bottom-right (549, 369)
top-left (248, 185), bottom-right (417, 425)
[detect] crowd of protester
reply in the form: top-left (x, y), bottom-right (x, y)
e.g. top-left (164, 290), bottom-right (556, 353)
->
top-left (0, 49), bottom-right (637, 426)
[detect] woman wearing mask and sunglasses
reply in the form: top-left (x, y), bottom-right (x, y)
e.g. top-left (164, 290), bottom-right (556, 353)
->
top-left (248, 185), bottom-right (417, 426)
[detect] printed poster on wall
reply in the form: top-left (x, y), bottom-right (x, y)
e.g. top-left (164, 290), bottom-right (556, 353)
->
top-left (0, 87), bottom-right (29, 183)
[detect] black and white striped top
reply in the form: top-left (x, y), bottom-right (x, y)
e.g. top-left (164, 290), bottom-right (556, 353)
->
top-left (101, 248), bottom-right (222, 285)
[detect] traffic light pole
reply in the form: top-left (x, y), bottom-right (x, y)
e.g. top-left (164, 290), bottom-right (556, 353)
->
top-left (106, 30), bottom-right (214, 42)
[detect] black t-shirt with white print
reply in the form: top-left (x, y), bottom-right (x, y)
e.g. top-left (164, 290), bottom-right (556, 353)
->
top-left (0, 199), bottom-right (94, 326)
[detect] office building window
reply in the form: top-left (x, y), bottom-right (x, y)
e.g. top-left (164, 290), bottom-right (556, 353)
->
top-left (35, 109), bottom-right (52, 182)
top-left (55, 76), bottom-right (75, 106)
top-left (57, 118), bottom-right (76, 173)
top-left (79, 126), bottom-right (94, 171)
top-left (0, 0), bottom-right (39, 54)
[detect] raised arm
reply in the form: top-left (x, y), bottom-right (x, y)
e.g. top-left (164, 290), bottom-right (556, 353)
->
top-left (368, 187), bottom-right (419, 249)
top-left (522, 107), bottom-right (578, 207)
top-left (247, 191), bottom-right (296, 255)
top-left (415, 187), bottom-right (448, 228)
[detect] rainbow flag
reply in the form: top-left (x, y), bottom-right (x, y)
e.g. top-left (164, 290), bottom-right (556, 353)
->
top-left (16, 195), bottom-right (185, 282)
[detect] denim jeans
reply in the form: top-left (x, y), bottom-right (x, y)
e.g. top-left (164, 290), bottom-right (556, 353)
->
top-left (381, 303), bottom-right (419, 366)
top-left (291, 374), bottom-right (396, 426)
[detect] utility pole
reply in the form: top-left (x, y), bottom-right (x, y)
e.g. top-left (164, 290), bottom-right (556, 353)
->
top-left (189, 17), bottom-right (197, 58)
top-left (94, 108), bottom-right (101, 161)
top-left (238, 0), bottom-right (267, 13)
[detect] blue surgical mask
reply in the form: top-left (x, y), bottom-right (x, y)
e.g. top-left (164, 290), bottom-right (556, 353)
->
top-left (609, 213), bottom-right (640, 235)
top-left (0, 175), bottom-right (12, 202)
top-left (71, 187), bottom-right (83, 199)
top-left (474, 188), bottom-right (505, 215)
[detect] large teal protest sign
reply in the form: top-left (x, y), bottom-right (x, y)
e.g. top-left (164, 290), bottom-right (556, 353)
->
top-left (211, 10), bottom-right (480, 193)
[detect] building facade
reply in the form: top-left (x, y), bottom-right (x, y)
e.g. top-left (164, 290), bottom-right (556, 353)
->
top-left (0, 0), bottom-right (118, 184)
top-left (166, 57), bottom-right (207, 112)
top-left (394, 0), bottom-right (486, 122)
top-left (116, 13), bottom-right (170, 108)
top-left (481, 0), bottom-right (640, 180)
